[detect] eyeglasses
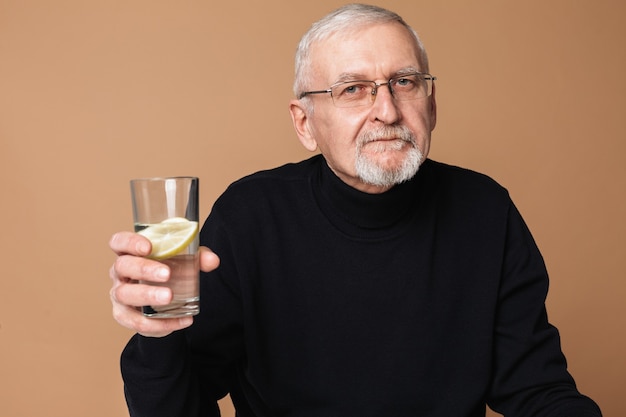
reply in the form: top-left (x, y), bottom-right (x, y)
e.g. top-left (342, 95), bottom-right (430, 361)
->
top-left (298, 72), bottom-right (436, 108)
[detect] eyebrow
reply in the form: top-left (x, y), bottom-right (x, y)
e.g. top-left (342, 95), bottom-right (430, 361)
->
top-left (395, 66), bottom-right (421, 75)
top-left (334, 72), bottom-right (368, 83)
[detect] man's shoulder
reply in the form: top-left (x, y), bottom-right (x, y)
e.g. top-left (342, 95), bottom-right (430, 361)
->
top-left (212, 155), bottom-right (321, 209)
top-left (234, 155), bottom-right (321, 187)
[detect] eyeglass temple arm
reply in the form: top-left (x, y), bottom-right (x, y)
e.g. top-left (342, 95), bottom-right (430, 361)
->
top-left (298, 89), bottom-right (332, 99)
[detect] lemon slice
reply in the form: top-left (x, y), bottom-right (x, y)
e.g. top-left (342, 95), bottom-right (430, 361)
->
top-left (137, 217), bottom-right (199, 260)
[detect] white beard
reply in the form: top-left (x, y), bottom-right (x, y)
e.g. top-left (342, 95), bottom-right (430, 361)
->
top-left (355, 125), bottom-right (423, 188)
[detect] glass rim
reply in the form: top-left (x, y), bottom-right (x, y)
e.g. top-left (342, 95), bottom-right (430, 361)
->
top-left (130, 176), bottom-right (198, 183)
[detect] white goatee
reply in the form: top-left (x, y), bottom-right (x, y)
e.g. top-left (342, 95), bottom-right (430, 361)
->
top-left (355, 125), bottom-right (423, 188)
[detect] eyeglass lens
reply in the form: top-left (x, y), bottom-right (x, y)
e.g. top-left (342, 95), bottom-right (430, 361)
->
top-left (330, 74), bottom-right (433, 108)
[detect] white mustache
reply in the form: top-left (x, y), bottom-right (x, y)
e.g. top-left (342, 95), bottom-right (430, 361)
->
top-left (357, 125), bottom-right (416, 146)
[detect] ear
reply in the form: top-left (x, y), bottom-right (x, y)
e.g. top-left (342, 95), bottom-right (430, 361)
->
top-left (289, 99), bottom-right (318, 152)
top-left (428, 83), bottom-right (437, 131)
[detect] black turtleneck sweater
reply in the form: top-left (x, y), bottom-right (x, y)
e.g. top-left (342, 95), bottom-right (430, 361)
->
top-left (121, 155), bottom-right (601, 417)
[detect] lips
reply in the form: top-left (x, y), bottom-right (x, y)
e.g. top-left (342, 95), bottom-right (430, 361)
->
top-left (373, 137), bottom-right (408, 143)
top-left (357, 125), bottom-right (415, 147)
top-left (361, 138), bottom-right (410, 153)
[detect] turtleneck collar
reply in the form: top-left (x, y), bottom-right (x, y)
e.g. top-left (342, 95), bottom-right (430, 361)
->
top-left (312, 156), bottom-right (428, 238)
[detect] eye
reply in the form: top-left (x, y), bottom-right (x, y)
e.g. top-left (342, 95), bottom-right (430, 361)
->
top-left (393, 76), bottom-right (417, 89)
top-left (337, 82), bottom-right (369, 97)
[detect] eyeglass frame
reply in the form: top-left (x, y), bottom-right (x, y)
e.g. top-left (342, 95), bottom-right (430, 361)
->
top-left (297, 72), bottom-right (437, 107)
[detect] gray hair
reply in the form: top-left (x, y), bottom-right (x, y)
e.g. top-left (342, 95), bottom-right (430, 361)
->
top-left (293, 3), bottom-right (430, 98)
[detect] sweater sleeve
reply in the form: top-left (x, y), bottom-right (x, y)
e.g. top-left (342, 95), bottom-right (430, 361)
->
top-left (120, 203), bottom-right (244, 417)
top-left (487, 202), bottom-right (602, 417)
top-left (120, 286), bottom-right (239, 417)
top-left (121, 332), bottom-right (219, 417)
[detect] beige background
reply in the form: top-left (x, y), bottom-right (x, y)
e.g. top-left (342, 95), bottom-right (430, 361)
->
top-left (1, 1), bottom-right (624, 416)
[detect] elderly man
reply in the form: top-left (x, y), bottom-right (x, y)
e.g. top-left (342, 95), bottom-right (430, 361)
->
top-left (109, 4), bottom-right (602, 416)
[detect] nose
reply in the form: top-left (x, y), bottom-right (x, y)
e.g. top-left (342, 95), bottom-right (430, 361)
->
top-left (370, 82), bottom-right (400, 124)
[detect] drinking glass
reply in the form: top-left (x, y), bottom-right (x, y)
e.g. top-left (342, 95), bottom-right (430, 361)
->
top-left (130, 177), bottom-right (200, 318)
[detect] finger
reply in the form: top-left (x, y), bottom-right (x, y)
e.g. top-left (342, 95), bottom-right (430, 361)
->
top-left (109, 231), bottom-right (152, 256)
top-left (111, 280), bottom-right (173, 308)
top-left (113, 254), bottom-right (170, 283)
top-left (199, 246), bottom-right (220, 272)
top-left (112, 302), bottom-right (193, 337)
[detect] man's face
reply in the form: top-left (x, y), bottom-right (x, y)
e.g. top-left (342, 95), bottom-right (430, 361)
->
top-left (290, 22), bottom-right (437, 194)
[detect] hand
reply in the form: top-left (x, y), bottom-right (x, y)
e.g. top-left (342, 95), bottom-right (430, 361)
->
top-left (109, 231), bottom-right (220, 337)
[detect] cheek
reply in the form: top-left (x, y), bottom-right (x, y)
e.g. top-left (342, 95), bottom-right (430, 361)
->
top-left (402, 104), bottom-right (434, 131)
top-left (316, 112), bottom-right (363, 147)
top-left (399, 110), bottom-right (434, 155)
top-left (316, 122), bottom-right (363, 173)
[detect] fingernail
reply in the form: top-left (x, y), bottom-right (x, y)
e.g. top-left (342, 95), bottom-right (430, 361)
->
top-left (155, 289), bottom-right (170, 303)
top-left (179, 317), bottom-right (193, 327)
top-left (156, 267), bottom-right (169, 280)
top-left (136, 240), bottom-right (150, 254)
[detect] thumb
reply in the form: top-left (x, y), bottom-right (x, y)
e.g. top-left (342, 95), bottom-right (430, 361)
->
top-left (199, 246), bottom-right (220, 272)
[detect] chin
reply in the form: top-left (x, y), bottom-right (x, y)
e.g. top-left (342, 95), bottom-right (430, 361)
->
top-left (356, 147), bottom-right (423, 188)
